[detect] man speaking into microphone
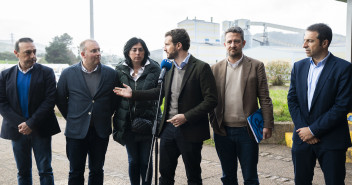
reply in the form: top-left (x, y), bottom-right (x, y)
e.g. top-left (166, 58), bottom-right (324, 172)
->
top-left (114, 28), bottom-right (217, 185)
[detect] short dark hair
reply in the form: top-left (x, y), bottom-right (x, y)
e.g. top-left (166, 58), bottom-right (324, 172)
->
top-left (123, 37), bottom-right (150, 68)
top-left (307, 23), bottom-right (332, 47)
top-left (165, 28), bottom-right (190, 51)
top-left (15, 37), bottom-right (33, 52)
top-left (225, 26), bottom-right (244, 41)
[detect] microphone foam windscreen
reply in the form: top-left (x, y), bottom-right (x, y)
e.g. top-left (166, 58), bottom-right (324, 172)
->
top-left (160, 59), bottom-right (173, 71)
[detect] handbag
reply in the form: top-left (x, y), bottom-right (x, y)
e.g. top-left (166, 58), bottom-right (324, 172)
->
top-left (131, 117), bottom-right (153, 134)
top-left (126, 81), bottom-right (153, 135)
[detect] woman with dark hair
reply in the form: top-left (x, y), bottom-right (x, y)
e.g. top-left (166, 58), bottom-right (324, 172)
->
top-left (113, 37), bottom-right (161, 185)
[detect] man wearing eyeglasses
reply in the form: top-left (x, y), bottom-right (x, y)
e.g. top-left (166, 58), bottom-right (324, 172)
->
top-left (56, 39), bottom-right (120, 185)
top-left (0, 37), bottom-right (61, 185)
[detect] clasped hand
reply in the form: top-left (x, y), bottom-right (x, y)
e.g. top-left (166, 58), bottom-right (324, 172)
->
top-left (18, 122), bottom-right (32, 135)
top-left (296, 127), bottom-right (320, 144)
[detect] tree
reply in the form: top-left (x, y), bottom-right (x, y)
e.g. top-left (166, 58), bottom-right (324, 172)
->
top-left (265, 60), bottom-right (291, 86)
top-left (0, 51), bottom-right (17, 61)
top-left (45, 33), bottom-right (78, 65)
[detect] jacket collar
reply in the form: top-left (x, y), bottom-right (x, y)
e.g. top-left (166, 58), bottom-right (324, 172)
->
top-left (309, 53), bottom-right (336, 110)
top-left (180, 55), bottom-right (196, 92)
top-left (218, 55), bottom-right (252, 101)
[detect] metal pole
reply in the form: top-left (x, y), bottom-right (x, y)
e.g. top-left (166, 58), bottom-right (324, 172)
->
top-left (90, 0), bottom-right (94, 39)
top-left (154, 138), bottom-right (158, 185)
top-left (146, 82), bottom-right (163, 184)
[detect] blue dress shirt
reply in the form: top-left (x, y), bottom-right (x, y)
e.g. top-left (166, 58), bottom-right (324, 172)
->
top-left (307, 52), bottom-right (330, 111)
top-left (307, 52), bottom-right (330, 135)
top-left (173, 53), bottom-right (191, 70)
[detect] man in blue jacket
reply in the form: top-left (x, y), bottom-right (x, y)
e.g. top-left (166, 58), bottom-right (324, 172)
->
top-left (288, 23), bottom-right (352, 185)
top-left (56, 39), bottom-right (120, 185)
top-left (0, 37), bottom-right (60, 185)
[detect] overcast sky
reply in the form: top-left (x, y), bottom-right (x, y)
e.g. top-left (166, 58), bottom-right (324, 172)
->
top-left (0, 0), bottom-right (347, 55)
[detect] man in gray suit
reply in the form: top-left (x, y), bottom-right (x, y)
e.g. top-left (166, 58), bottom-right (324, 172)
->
top-left (56, 39), bottom-right (120, 185)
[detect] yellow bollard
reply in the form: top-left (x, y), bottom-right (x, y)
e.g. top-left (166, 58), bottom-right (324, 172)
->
top-left (285, 132), bottom-right (293, 148)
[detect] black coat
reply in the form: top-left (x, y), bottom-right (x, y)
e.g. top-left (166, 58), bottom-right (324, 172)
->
top-left (0, 64), bottom-right (60, 140)
top-left (113, 59), bottom-right (161, 145)
top-left (132, 55), bottom-right (218, 142)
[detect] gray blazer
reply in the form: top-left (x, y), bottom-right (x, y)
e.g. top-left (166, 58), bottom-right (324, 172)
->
top-left (56, 62), bottom-right (120, 139)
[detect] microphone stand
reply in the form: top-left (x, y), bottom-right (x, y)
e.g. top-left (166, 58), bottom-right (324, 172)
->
top-left (146, 81), bottom-right (164, 185)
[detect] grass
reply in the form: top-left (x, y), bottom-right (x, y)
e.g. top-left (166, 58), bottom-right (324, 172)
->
top-left (203, 138), bottom-right (215, 146)
top-left (0, 60), bottom-right (17, 64)
top-left (270, 88), bottom-right (291, 122)
top-left (204, 87), bottom-right (291, 146)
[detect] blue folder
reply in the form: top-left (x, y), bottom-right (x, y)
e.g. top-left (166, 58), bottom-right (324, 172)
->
top-left (247, 109), bottom-right (264, 143)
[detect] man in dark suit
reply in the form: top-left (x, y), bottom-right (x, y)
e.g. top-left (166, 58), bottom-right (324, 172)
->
top-left (288, 23), bottom-right (352, 185)
top-left (0, 37), bottom-right (60, 185)
top-left (56, 39), bottom-right (120, 185)
top-left (114, 28), bottom-right (218, 185)
top-left (210, 26), bottom-right (274, 185)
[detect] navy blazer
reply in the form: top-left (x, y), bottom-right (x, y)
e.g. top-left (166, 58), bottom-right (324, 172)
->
top-left (56, 62), bottom-right (120, 139)
top-left (0, 63), bottom-right (60, 140)
top-left (288, 54), bottom-right (352, 150)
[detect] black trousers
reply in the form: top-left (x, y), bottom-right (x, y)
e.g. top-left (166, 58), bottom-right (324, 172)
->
top-left (159, 123), bottom-right (203, 185)
top-left (292, 142), bottom-right (347, 185)
top-left (66, 127), bottom-right (109, 185)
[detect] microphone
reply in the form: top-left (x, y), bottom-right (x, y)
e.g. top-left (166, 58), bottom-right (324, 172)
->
top-left (158, 59), bottom-right (172, 83)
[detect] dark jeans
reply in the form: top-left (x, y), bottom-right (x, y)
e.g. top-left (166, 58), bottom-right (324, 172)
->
top-left (292, 142), bottom-right (346, 185)
top-left (125, 133), bottom-right (153, 185)
top-left (159, 122), bottom-right (203, 185)
top-left (214, 126), bottom-right (259, 185)
top-left (12, 133), bottom-right (54, 185)
top-left (66, 126), bottom-right (109, 185)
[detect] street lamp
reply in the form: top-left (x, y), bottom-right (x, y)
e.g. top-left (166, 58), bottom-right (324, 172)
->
top-left (90, 0), bottom-right (94, 39)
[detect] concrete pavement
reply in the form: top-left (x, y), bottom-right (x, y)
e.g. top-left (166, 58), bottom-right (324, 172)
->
top-left (0, 117), bottom-right (351, 185)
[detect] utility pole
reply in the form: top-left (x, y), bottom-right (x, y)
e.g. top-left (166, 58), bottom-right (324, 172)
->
top-left (10, 33), bottom-right (14, 46)
top-left (347, 0), bottom-right (352, 62)
top-left (90, 0), bottom-right (94, 39)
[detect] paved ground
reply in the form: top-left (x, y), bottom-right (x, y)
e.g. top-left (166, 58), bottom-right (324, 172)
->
top-left (0, 117), bottom-right (351, 185)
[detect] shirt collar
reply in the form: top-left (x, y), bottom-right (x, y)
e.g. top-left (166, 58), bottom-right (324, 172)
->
top-left (173, 53), bottom-right (191, 70)
top-left (17, 63), bottom-right (34, 74)
top-left (81, 61), bottom-right (99, 74)
top-left (124, 60), bottom-right (150, 80)
top-left (123, 59), bottom-right (150, 68)
top-left (227, 54), bottom-right (244, 68)
top-left (309, 52), bottom-right (330, 67)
